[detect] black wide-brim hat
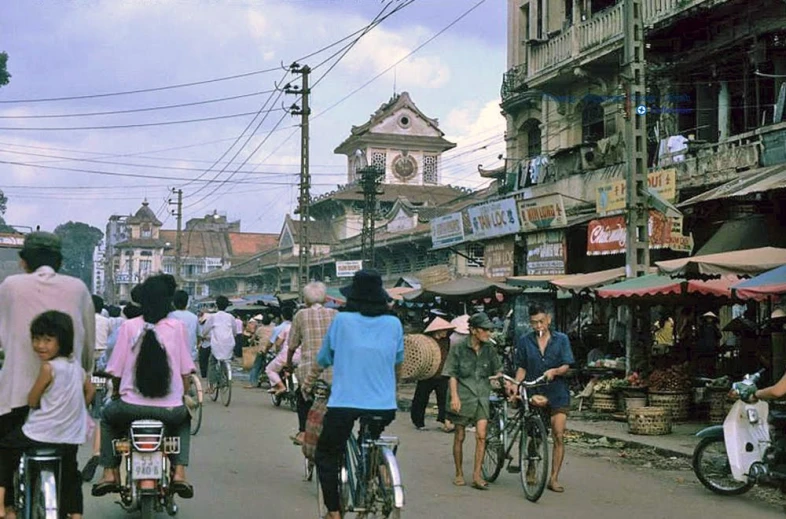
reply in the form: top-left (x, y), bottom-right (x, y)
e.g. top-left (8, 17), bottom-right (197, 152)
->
top-left (340, 269), bottom-right (390, 304)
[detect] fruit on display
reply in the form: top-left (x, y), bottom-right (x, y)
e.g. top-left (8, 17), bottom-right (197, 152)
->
top-left (706, 375), bottom-right (731, 389)
top-left (626, 372), bottom-right (647, 388)
top-left (648, 362), bottom-right (691, 392)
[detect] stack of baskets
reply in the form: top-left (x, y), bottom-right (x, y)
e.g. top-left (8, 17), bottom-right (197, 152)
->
top-left (400, 334), bottom-right (442, 381)
top-left (648, 391), bottom-right (691, 422)
top-left (707, 388), bottom-right (733, 424)
top-left (591, 392), bottom-right (617, 412)
top-left (627, 406), bottom-right (672, 435)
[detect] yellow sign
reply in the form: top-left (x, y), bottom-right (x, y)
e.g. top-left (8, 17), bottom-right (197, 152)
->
top-left (596, 169), bottom-right (677, 214)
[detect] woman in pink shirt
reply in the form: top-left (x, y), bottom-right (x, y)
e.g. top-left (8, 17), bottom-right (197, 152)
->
top-left (92, 275), bottom-right (196, 499)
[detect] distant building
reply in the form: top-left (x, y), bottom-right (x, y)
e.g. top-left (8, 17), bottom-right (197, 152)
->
top-left (92, 240), bottom-right (106, 296)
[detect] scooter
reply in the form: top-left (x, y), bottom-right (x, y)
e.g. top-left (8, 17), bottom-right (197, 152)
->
top-left (107, 420), bottom-right (183, 518)
top-left (692, 369), bottom-right (786, 496)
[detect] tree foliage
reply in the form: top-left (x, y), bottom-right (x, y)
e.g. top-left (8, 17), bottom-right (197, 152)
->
top-left (0, 52), bottom-right (10, 87)
top-left (54, 221), bottom-right (104, 286)
top-left (0, 190), bottom-right (15, 232)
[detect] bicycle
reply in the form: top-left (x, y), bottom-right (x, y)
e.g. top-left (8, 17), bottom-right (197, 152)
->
top-left (186, 372), bottom-right (204, 435)
top-left (209, 357), bottom-right (232, 407)
top-left (271, 368), bottom-right (298, 412)
top-left (316, 414), bottom-right (404, 518)
top-left (482, 373), bottom-right (550, 502)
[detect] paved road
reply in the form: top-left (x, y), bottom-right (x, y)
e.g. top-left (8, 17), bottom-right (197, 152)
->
top-left (82, 387), bottom-right (783, 518)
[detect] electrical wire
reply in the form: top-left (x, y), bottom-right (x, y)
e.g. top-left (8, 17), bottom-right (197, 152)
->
top-left (0, 89), bottom-right (276, 119)
top-left (0, 108), bottom-right (290, 131)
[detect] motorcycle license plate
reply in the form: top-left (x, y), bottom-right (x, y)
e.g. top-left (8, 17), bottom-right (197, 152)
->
top-left (91, 376), bottom-right (106, 385)
top-left (132, 452), bottom-right (163, 480)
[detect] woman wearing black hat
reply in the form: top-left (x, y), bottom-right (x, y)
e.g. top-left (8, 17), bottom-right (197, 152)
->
top-left (313, 270), bottom-right (404, 519)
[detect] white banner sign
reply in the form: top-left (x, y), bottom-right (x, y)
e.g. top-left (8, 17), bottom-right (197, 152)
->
top-left (467, 198), bottom-right (521, 240)
top-left (430, 213), bottom-right (465, 249)
top-left (336, 260), bottom-right (363, 278)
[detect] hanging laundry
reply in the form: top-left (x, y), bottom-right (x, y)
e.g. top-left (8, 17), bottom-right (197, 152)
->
top-left (666, 135), bottom-right (689, 163)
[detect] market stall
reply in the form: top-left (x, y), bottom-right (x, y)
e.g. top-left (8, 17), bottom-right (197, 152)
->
top-left (656, 246), bottom-right (786, 277)
top-left (731, 264), bottom-right (786, 301)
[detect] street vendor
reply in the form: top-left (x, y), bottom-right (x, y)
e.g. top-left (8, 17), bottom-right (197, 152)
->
top-left (512, 304), bottom-right (575, 493)
top-left (410, 317), bottom-right (454, 432)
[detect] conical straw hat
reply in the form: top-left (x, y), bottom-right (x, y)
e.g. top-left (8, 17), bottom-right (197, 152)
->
top-left (451, 314), bottom-right (470, 335)
top-left (424, 316), bottom-right (455, 334)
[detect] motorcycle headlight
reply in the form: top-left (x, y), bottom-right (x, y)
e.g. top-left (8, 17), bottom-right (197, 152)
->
top-left (747, 408), bottom-right (760, 424)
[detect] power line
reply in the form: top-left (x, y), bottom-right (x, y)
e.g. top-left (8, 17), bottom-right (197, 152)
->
top-left (0, 7), bottom-right (414, 105)
top-left (0, 108), bottom-right (289, 131)
top-left (312, 0), bottom-right (488, 121)
top-left (0, 89), bottom-right (276, 119)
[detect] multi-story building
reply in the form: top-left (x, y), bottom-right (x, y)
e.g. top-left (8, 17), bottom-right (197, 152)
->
top-left (202, 92), bottom-right (490, 295)
top-left (496, 0), bottom-right (786, 273)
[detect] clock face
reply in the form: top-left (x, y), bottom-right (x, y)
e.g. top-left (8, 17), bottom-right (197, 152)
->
top-left (392, 154), bottom-right (418, 181)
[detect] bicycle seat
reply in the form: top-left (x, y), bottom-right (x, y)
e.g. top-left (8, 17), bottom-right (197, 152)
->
top-left (360, 414), bottom-right (389, 425)
top-left (24, 447), bottom-right (59, 457)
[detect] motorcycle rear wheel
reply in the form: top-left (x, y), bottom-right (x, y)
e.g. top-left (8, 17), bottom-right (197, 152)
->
top-left (692, 436), bottom-right (755, 495)
top-left (31, 467), bottom-right (58, 519)
top-left (140, 494), bottom-right (155, 519)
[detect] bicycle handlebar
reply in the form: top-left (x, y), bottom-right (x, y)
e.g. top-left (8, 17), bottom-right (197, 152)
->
top-left (492, 373), bottom-right (548, 387)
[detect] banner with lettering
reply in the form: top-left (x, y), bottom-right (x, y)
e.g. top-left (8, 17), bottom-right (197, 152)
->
top-left (484, 237), bottom-right (515, 280)
top-left (517, 194), bottom-right (568, 232)
top-left (587, 211), bottom-right (671, 255)
top-left (526, 230), bottom-right (566, 275)
top-left (596, 169), bottom-right (677, 214)
top-left (430, 213), bottom-right (465, 249)
top-left (467, 198), bottom-right (521, 240)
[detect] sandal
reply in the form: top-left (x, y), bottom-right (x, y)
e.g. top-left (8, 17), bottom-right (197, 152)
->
top-left (471, 480), bottom-right (489, 491)
top-left (91, 480), bottom-right (119, 497)
top-left (548, 482), bottom-right (565, 493)
top-left (171, 480), bottom-right (194, 499)
top-left (452, 476), bottom-right (466, 486)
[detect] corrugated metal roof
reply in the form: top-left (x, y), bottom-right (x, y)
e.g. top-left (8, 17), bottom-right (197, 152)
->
top-left (679, 163), bottom-right (786, 206)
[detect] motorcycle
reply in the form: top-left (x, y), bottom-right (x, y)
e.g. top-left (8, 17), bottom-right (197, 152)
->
top-left (13, 446), bottom-right (62, 519)
top-left (692, 369), bottom-right (786, 495)
top-left (271, 367), bottom-right (298, 412)
top-left (108, 419), bottom-right (183, 518)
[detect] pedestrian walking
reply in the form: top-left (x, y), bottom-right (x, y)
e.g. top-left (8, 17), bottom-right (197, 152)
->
top-left (513, 304), bottom-right (575, 493)
top-left (410, 316), bottom-right (454, 432)
top-left (443, 312), bottom-right (502, 490)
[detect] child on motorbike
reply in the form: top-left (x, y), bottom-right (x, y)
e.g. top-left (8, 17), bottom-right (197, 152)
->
top-left (0, 310), bottom-right (94, 519)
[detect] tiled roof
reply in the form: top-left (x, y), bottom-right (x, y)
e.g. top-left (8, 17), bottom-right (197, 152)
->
top-left (287, 216), bottom-right (335, 245)
top-left (228, 232), bottom-right (278, 256)
top-left (127, 201), bottom-right (163, 226)
top-left (312, 184), bottom-right (470, 208)
top-left (160, 230), bottom-right (230, 258)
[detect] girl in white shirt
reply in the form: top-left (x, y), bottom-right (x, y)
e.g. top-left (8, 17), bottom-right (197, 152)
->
top-left (0, 310), bottom-right (94, 519)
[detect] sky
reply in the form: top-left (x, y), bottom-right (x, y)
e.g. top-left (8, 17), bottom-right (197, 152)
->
top-left (0, 0), bottom-right (507, 237)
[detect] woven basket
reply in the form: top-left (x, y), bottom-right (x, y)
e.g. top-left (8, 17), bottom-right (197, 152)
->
top-left (401, 334), bottom-right (442, 381)
top-left (708, 388), bottom-right (733, 424)
top-left (625, 396), bottom-right (647, 410)
top-left (648, 391), bottom-right (691, 422)
top-left (628, 407), bottom-right (672, 435)
top-left (591, 392), bottom-right (617, 412)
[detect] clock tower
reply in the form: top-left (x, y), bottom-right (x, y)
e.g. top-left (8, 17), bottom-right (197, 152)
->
top-left (334, 92), bottom-right (456, 186)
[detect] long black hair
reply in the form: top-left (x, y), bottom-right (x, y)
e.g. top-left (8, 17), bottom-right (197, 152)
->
top-left (30, 310), bottom-right (74, 358)
top-left (134, 274), bottom-right (175, 398)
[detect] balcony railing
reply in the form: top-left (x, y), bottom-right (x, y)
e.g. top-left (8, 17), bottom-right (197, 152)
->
top-left (503, 0), bottom-right (730, 95)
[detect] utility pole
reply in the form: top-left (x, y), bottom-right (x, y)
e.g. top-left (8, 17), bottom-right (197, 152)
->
top-left (623, 0), bottom-right (649, 374)
top-left (170, 188), bottom-right (183, 286)
top-left (359, 165), bottom-right (384, 268)
top-left (285, 63), bottom-right (311, 293)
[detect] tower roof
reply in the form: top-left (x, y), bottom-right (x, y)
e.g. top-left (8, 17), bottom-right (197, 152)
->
top-left (127, 200), bottom-right (163, 226)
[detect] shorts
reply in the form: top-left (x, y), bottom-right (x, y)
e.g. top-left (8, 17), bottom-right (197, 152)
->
top-left (447, 404), bottom-right (488, 427)
top-left (549, 407), bottom-right (569, 417)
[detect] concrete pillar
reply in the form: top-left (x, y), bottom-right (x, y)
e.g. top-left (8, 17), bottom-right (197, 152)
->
top-left (718, 81), bottom-right (730, 141)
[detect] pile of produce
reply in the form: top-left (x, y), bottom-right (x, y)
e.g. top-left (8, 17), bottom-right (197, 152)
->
top-left (594, 378), bottom-right (628, 393)
top-left (706, 375), bottom-right (731, 389)
top-left (626, 372), bottom-right (647, 388)
top-left (648, 363), bottom-right (691, 392)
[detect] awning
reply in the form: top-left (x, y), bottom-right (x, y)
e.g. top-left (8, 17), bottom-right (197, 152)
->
top-left (656, 247), bottom-right (786, 277)
top-left (386, 286), bottom-right (417, 301)
top-left (731, 264), bottom-right (786, 300)
top-left (596, 273), bottom-right (736, 299)
top-left (550, 267), bottom-right (627, 292)
top-left (403, 277), bottom-right (522, 303)
top-left (325, 287), bottom-right (346, 305)
top-left (505, 275), bottom-right (566, 288)
top-left (679, 163), bottom-right (786, 207)
top-left (694, 215), bottom-right (786, 256)
top-left (643, 186), bottom-right (682, 219)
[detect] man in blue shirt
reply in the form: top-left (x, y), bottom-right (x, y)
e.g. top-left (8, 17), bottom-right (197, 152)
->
top-left (314, 270), bottom-right (403, 519)
top-left (513, 304), bottom-right (574, 493)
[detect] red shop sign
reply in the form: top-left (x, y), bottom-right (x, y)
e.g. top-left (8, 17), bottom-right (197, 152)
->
top-left (587, 211), bottom-right (671, 256)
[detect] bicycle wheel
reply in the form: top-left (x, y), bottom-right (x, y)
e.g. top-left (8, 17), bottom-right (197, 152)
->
top-left (518, 414), bottom-right (549, 502)
top-left (371, 447), bottom-right (403, 519)
top-left (220, 362), bottom-right (232, 407)
top-left (188, 375), bottom-right (203, 435)
top-left (481, 411), bottom-right (505, 482)
top-left (31, 466), bottom-right (58, 519)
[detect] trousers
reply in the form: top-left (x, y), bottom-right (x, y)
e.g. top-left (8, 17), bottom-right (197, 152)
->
top-left (0, 406), bottom-right (29, 507)
top-left (410, 376), bottom-right (448, 428)
top-left (315, 407), bottom-right (395, 513)
top-left (265, 348), bottom-right (300, 387)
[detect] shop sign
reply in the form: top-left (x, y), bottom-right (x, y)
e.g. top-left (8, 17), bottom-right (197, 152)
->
top-left (587, 211), bottom-right (671, 255)
top-left (467, 198), bottom-right (521, 240)
top-left (526, 231), bottom-right (566, 275)
top-left (336, 260), bottom-right (363, 278)
top-left (483, 238), bottom-right (515, 280)
top-left (0, 235), bottom-right (23, 246)
top-left (595, 169), bottom-right (678, 214)
top-left (430, 213), bottom-right (465, 249)
top-left (670, 216), bottom-right (683, 236)
top-left (115, 273), bottom-right (141, 285)
top-left (517, 194), bottom-right (568, 232)
top-left (668, 233), bottom-right (694, 253)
